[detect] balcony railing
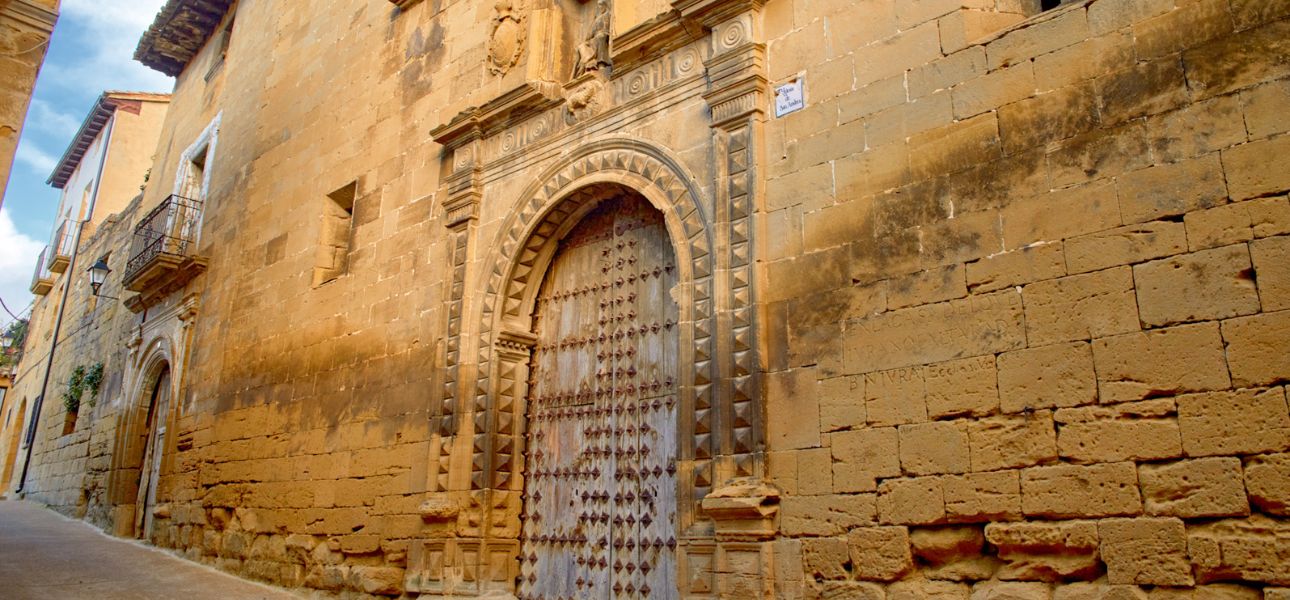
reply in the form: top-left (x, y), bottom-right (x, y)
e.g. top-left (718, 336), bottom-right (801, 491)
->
top-left (29, 247), bottom-right (53, 296)
top-left (122, 194), bottom-right (207, 311)
top-left (47, 222), bottom-right (72, 273)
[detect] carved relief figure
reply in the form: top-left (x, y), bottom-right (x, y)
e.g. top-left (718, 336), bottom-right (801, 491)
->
top-left (571, 0), bottom-right (611, 78)
top-left (488, 0), bottom-right (526, 76)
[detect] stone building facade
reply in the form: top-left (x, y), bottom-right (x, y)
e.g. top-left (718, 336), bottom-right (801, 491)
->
top-left (0, 0), bottom-right (58, 213)
top-left (10, 0), bottom-right (1290, 598)
top-left (2, 91), bottom-right (169, 507)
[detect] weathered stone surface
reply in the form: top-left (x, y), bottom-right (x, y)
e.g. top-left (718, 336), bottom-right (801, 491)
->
top-left (781, 494), bottom-right (878, 537)
top-left (1244, 453), bottom-right (1290, 516)
top-left (944, 470), bottom-right (1022, 524)
top-left (866, 367), bottom-right (930, 427)
top-left (966, 243), bottom-right (1066, 294)
top-left (1176, 387), bottom-right (1290, 456)
top-left (985, 521), bottom-right (1102, 583)
top-left (1022, 268), bottom-right (1138, 346)
top-left (819, 375), bottom-right (866, 433)
top-left (1251, 236), bottom-right (1290, 311)
top-left (911, 526), bottom-right (985, 565)
top-left (926, 355), bottom-right (1000, 419)
top-left (1221, 310), bottom-right (1290, 387)
top-left (1139, 457), bottom-right (1249, 518)
top-left (1092, 323), bottom-right (1231, 402)
top-left (997, 342), bottom-right (1096, 414)
top-left (900, 421), bottom-right (970, 476)
top-left (1064, 221), bottom-right (1188, 274)
top-left (845, 290), bottom-right (1025, 374)
top-left (1021, 463), bottom-right (1142, 519)
top-left (848, 526), bottom-right (914, 582)
top-left (879, 476), bottom-right (946, 525)
top-left (1056, 418), bottom-right (1182, 464)
top-left (889, 579), bottom-right (971, 600)
top-left (1188, 515), bottom-right (1290, 585)
top-left (1134, 245), bottom-right (1260, 327)
top-left (820, 581), bottom-right (887, 600)
top-left (1098, 518), bottom-right (1193, 586)
top-left (968, 414), bottom-right (1057, 472)
top-left (832, 427), bottom-right (901, 493)
top-left (803, 537), bottom-right (852, 581)
top-left (969, 581), bottom-right (1053, 600)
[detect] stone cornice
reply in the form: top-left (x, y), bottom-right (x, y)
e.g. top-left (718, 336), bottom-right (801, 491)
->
top-left (0, 0), bottom-right (57, 32)
top-left (672, 0), bottom-right (766, 28)
top-left (431, 82), bottom-right (562, 152)
top-left (134, 0), bottom-right (235, 77)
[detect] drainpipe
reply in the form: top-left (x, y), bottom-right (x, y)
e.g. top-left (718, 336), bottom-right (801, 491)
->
top-left (17, 110), bottom-right (117, 493)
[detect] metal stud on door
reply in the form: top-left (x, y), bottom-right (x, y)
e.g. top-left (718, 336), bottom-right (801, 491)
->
top-left (520, 194), bottom-right (678, 599)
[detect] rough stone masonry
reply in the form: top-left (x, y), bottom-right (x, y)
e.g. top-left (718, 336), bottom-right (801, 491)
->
top-left (4, 0), bottom-right (1290, 598)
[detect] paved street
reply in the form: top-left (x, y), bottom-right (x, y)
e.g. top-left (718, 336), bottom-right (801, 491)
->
top-left (0, 500), bottom-right (301, 599)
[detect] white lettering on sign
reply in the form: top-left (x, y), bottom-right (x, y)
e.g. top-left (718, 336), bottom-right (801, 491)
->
top-left (774, 78), bottom-right (805, 118)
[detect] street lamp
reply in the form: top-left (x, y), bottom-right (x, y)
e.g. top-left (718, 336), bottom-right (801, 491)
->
top-left (88, 259), bottom-right (112, 297)
top-left (0, 328), bottom-right (13, 351)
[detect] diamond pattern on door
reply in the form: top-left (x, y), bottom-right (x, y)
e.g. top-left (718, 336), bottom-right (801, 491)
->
top-left (519, 193), bottom-right (679, 600)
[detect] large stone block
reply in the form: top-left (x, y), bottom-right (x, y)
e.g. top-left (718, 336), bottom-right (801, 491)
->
top-left (1092, 323), bottom-right (1231, 402)
top-left (1188, 515), bottom-right (1290, 585)
top-left (910, 112), bottom-right (1002, 179)
top-left (900, 421), bottom-right (970, 476)
top-left (1177, 387), bottom-right (1290, 456)
top-left (1002, 181), bottom-right (1122, 250)
top-left (1064, 221), bottom-right (1188, 274)
top-left (944, 470), bottom-right (1022, 523)
top-left (865, 367), bottom-right (930, 427)
top-left (968, 413), bottom-right (1057, 472)
top-left (926, 355), bottom-right (1000, 419)
top-left (1244, 453), bottom-right (1290, 516)
top-left (819, 375), bottom-right (866, 433)
top-left (1021, 463), bottom-right (1142, 519)
top-left (845, 290), bottom-right (1025, 373)
top-left (1134, 244), bottom-right (1260, 327)
top-left (1185, 203), bottom-right (1255, 252)
top-left (1140, 457), bottom-right (1249, 518)
top-left (879, 476), bottom-right (946, 525)
top-left (997, 342), bottom-right (1096, 413)
top-left (1241, 79), bottom-right (1290, 140)
top-left (1117, 154), bottom-right (1228, 224)
top-left (832, 427), bottom-right (901, 493)
top-left (1251, 236), bottom-right (1290, 311)
top-left (1022, 267), bottom-right (1137, 346)
top-left (1047, 123), bottom-right (1149, 189)
top-left (847, 526), bottom-right (914, 581)
top-left (1183, 19), bottom-right (1290, 100)
top-left (1056, 418), bottom-right (1182, 464)
top-left (1145, 93), bottom-right (1246, 164)
top-left (985, 520), bottom-right (1101, 582)
top-left (890, 579), bottom-right (972, 600)
top-left (1221, 310), bottom-right (1290, 387)
top-left (803, 536), bottom-right (852, 581)
top-left (966, 242), bottom-right (1066, 294)
top-left (781, 494), bottom-right (879, 536)
top-left (1099, 518), bottom-right (1193, 586)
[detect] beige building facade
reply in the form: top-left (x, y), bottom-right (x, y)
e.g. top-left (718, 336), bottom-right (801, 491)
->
top-left (0, 0), bottom-right (58, 213)
top-left (12, 0), bottom-right (1290, 598)
top-left (2, 92), bottom-right (169, 507)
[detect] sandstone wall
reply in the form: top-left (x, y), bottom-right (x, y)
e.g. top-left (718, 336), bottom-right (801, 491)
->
top-left (14, 0), bottom-right (1289, 598)
top-left (0, 0), bottom-right (57, 213)
top-left (759, 0), bottom-right (1290, 597)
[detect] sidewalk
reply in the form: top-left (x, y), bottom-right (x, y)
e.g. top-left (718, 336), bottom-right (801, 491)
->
top-left (0, 499), bottom-right (302, 599)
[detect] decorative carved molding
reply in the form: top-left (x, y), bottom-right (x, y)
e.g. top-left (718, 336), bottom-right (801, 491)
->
top-left (701, 478), bottom-right (780, 542)
top-left (488, 0), bottom-right (527, 76)
top-left (2, 0), bottom-right (58, 32)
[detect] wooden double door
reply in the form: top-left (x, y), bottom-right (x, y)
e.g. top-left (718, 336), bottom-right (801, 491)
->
top-left (519, 194), bottom-right (680, 600)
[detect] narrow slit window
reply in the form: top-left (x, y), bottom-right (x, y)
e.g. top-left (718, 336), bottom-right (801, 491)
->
top-left (313, 182), bottom-right (357, 286)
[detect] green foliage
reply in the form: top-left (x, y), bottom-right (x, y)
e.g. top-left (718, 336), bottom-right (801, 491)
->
top-left (84, 362), bottom-right (105, 406)
top-left (60, 362), bottom-right (105, 413)
top-left (61, 366), bottom-right (86, 414)
top-left (0, 319), bottom-right (28, 369)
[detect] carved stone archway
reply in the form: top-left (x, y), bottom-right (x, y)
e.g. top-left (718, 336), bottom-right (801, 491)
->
top-left (410, 139), bottom-right (772, 597)
top-left (106, 339), bottom-right (174, 538)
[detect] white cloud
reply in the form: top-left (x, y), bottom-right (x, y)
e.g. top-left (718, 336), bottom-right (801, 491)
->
top-left (14, 142), bottom-right (56, 176)
top-left (0, 210), bottom-right (43, 319)
top-left (41, 0), bottom-right (174, 96)
top-left (27, 99), bottom-right (81, 139)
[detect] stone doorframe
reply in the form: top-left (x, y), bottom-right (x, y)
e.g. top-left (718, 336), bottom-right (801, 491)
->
top-left (407, 1), bottom-right (779, 597)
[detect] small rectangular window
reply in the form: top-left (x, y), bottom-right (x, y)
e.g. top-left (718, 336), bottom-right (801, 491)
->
top-left (313, 182), bottom-right (357, 286)
top-left (205, 17), bottom-right (235, 81)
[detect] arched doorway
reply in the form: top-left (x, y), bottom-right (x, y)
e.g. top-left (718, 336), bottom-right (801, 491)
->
top-left (518, 191), bottom-right (679, 599)
top-left (132, 363), bottom-right (171, 539)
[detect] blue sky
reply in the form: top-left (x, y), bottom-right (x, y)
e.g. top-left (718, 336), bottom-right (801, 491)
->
top-left (0, 0), bottom-right (172, 325)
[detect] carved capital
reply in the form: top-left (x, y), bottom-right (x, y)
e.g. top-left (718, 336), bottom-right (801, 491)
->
top-left (495, 330), bottom-right (537, 360)
top-left (443, 167), bottom-right (482, 230)
top-left (701, 477), bottom-right (780, 541)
